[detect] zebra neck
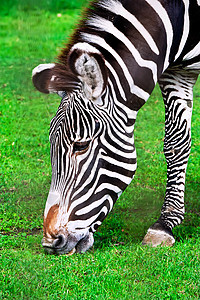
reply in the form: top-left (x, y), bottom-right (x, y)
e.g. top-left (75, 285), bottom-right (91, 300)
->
top-left (58, 0), bottom-right (193, 110)
top-left (77, 0), bottom-right (173, 109)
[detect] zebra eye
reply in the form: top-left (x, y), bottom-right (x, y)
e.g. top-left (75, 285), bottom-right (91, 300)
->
top-left (73, 140), bottom-right (91, 154)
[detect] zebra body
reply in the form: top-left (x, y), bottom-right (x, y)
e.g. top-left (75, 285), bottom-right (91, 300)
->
top-left (32, 0), bottom-right (200, 254)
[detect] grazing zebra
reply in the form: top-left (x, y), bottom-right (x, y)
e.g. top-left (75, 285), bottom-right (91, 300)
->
top-left (32, 0), bottom-right (200, 254)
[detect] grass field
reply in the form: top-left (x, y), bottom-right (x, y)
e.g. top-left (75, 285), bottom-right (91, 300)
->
top-left (0, 1), bottom-right (199, 299)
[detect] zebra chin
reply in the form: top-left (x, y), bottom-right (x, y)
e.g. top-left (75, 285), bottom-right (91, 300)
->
top-left (41, 231), bottom-right (94, 255)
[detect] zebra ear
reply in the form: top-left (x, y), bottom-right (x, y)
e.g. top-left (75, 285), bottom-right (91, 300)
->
top-left (32, 63), bottom-right (56, 94)
top-left (68, 43), bottom-right (107, 100)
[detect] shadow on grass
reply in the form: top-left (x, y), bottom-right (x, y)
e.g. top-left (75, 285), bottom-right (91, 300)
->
top-left (94, 185), bottom-right (163, 249)
top-left (1, 178), bottom-right (199, 252)
top-left (94, 182), bottom-right (200, 250)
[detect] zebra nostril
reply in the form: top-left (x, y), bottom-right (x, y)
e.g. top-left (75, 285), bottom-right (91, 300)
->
top-left (53, 234), bottom-right (66, 249)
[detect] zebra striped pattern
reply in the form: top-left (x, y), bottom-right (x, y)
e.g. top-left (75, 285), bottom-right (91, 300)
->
top-left (47, 86), bottom-right (137, 235)
top-left (32, 0), bottom-right (200, 253)
top-left (159, 69), bottom-right (198, 229)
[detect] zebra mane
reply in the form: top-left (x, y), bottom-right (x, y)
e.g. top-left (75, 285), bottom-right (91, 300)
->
top-left (47, 0), bottom-right (112, 97)
top-left (56, 0), bottom-right (112, 64)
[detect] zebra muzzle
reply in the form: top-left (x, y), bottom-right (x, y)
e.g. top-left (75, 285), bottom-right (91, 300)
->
top-left (42, 231), bottom-right (94, 255)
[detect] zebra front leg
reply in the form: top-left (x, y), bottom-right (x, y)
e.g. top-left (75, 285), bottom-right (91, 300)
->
top-left (142, 68), bottom-right (198, 247)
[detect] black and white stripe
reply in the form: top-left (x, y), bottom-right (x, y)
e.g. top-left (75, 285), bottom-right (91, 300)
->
top-left (47, 87), bottom-right (137, 233)
top-left (32, 0), bottom-right (200, 253)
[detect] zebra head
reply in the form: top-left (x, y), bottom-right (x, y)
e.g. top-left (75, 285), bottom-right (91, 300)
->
top-left (32, 43), bottom-right (136, 255)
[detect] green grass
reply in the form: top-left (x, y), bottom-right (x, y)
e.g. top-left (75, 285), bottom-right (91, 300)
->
top-left (1, 242), bottom-right (199, 299)
top-left (0, 2), bottom-right (199, 299)
top-left (0, 0), bottom-right (89, 14)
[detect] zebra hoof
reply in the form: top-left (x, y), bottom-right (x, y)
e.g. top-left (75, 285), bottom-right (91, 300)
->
top-left (142, 229), bottom-right (175, 247)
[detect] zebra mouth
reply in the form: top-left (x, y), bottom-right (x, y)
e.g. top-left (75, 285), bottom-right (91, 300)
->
top-left (42, 242), bottom-right (76, 255)
top-left (42, 232), bottom-right (94, 255)
top-left (75, 232), bottom-right (94, 253)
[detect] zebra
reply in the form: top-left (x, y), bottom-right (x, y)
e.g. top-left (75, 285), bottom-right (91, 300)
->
top-left (32, 0), bottom-right (200, 254)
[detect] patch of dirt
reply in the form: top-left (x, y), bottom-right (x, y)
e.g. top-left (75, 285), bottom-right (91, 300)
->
top-left (0, 227), bottom-right (42, 236)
